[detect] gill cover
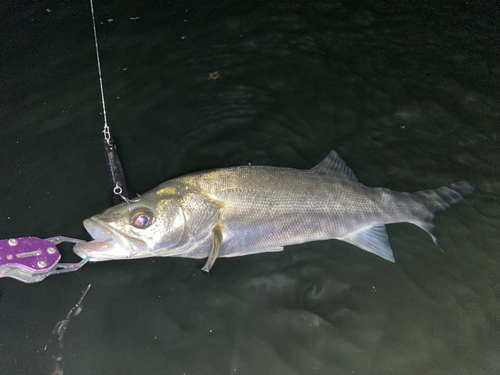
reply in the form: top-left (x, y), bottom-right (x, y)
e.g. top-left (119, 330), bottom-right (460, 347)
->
top-left (180, 193), bottom-right (224, 240)
top-left (135, 198), bottom-right (186, 251)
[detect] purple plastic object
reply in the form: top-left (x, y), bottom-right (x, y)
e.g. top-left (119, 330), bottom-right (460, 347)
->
top-left (0, 237), bottom-right (89, 283)
top-left (0, 237), bottom-right (60, 283)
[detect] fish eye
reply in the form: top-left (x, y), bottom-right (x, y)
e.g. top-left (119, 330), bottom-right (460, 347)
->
top-left (131, 208), bottom-right (154, 228)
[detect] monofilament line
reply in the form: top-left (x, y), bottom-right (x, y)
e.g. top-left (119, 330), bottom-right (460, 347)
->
top-left (90, 0), bottom-right (111, 146)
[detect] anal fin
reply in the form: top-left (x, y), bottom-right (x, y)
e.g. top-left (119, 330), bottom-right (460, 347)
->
top-left (339, 225), bottom-right (395, 262)
top-left (201, 225), bottom-right (223, 272)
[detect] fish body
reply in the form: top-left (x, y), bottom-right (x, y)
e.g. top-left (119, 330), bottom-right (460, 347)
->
top-left (74, 151), bottom-right (473, 270)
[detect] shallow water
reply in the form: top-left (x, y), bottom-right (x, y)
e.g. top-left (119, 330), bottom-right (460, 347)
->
top-left (1, 1), bottom-right (499, 374)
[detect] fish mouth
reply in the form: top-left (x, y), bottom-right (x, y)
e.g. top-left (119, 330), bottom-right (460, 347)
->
top-left (74, 218), bottom-right (138, 261)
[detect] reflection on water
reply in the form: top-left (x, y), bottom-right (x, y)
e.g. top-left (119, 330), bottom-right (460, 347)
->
top-left (1, 1), bottom-right (499, 374)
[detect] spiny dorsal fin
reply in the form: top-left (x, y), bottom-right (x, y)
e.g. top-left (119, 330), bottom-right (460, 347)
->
top-left (311, 150), bottom-right (358, 181)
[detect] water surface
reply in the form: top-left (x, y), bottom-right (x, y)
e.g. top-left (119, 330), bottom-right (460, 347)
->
top-left (1, 1), bottom-right (499, 374)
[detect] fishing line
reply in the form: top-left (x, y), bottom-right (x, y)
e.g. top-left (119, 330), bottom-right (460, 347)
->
top-left (90, 0), bottom-right (130, 204)
top-left (90, 0), bottom-right (108, 144)
top-left (45, 284), bottom-right (92, 375)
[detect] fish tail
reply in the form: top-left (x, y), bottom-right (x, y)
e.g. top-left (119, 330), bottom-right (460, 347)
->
top-left (412, 181), bottom-right (474, 244)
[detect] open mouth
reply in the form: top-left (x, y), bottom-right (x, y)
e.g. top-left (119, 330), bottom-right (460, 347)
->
top-left (73, 218), bottom-right (131, 261)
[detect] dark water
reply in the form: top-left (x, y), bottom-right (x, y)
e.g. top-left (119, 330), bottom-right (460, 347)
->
top-left (1, 1), bottom-right (499, 374)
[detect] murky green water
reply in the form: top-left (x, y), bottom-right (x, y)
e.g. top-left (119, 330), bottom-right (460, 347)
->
top-left (1, 1), bottom-right (499, 374)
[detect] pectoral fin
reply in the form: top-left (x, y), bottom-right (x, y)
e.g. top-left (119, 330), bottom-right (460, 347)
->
top-left (201, 224), bottom-right (223, 272)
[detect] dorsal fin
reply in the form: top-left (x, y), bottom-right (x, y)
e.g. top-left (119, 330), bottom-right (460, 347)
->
top-left (311, 150), bottom-right (358, 181)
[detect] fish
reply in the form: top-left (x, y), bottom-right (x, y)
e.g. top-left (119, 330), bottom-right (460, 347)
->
top-left (74, 150), bottom-right (474, 271)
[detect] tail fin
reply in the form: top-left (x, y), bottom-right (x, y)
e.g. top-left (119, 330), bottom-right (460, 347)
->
top-left (413, 181), bottom-right (474, 244)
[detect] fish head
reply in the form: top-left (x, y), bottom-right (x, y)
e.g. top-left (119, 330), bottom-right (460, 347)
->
top-left (74, 195), bottom-right (186, 261)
